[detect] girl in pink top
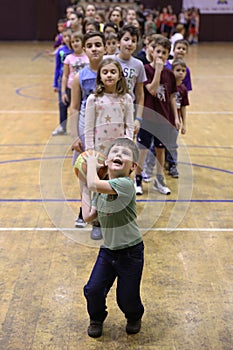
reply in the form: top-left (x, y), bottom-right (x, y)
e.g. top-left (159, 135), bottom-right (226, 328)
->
top-left (61, 32), bottom-right (89, 105)
top-left (85, 58), bottom-right (134, 154)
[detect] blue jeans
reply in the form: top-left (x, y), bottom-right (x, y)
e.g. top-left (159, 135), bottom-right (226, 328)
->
top-left (58, 80), bottom-right (70, 130)
top-left (84, 242), bottom-right (144, 322)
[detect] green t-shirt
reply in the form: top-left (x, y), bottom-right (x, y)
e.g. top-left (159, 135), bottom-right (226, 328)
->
top-left (93, 177), bottom-right (142, 250)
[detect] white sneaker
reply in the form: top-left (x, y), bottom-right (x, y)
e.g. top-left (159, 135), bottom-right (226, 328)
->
top-left (142, 170), bottom-right (152, 183)
top-left (75, 208), bottom-right (87, 228)
top-left (135, 183), bottom-right (143, 195)
top-left (153, 175), bottom-right (171, 195)
top-left (52, 125), bottom-right (67, 136)
top-left (134, 175), bottom-right (143, 195)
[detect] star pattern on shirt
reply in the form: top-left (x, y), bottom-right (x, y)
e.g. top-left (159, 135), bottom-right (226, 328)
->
top-left (99, 144), bottom-right (106, 152)
top-left (105, 115), bottom-right (111, 123)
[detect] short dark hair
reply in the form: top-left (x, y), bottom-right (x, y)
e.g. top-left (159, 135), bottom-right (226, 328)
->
top-left (174, 39), bottom-right (189, 51)
top-left (107, 138), bottom-right (139, 163)
top-left (105, 32), bottom-right (118, 41)
top-left (83, 18), bottom-right (100, 34)
top-left (172, 58), bottom-right (187, 70)
top-left (152, 36), bottom-right (171, 52)
top-left (118, 24), bottom-right (139, 42)
top-left (83, 31), bottom-right (106, 47)
top-left (103, 22), bottom-right (119, 33)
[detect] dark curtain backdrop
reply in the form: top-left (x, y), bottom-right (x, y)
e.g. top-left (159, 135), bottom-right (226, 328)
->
top-left (0, 0), bottom-right (232, 41)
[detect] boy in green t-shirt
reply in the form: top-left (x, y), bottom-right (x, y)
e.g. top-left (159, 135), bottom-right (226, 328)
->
top-left (81, 138), bottom-right (144, 338)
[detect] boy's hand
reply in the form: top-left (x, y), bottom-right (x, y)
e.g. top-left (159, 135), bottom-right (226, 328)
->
top-left (62, 93), bottom-right (69, 104)
top-left (181, 126), bottom-right (186, 134)
top-left (155, 58), bottom-right (164, 72)
top-left (175, 117), bottom-right (181, 131)
top-left (84, 150), bottom-right (103, 170)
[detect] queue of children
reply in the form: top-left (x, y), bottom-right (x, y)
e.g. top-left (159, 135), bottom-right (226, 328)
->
top-left (70, 31), bottom-right (106, 239)
top-left (49, 3), bottom-right (195, 337)
top-left (51, 1), bottom-right (193, 217)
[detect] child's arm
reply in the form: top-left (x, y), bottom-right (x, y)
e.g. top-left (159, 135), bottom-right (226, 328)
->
top-left (80, 181), bottom-right (98, 223)
top-left (84, 95), bottom-right (95, 150)
top-left (86, 153), bottom-right (116, 195)
top-left (134, 82), bottom-right (144, 134)
top-left (53, 50), bottom-right (61, 91)
top-left (70, 74), bottom-right (83, 152)
top-left (145, 58), bottom-right (163, 96)
top-left (124, 94), bottom-right (135, 139)
top-left (61, 63), bottom-right (70, 104)
top-left (180, 106), bottom-right (187, 134)
top-left (170, 93), bottom-right (180, 130)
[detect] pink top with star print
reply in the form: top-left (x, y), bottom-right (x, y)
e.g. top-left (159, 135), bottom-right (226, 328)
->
top-left (84, 92), bottom-right (134, 154)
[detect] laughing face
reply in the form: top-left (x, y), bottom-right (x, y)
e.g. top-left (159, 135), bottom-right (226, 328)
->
top-left (106, 145), bottom-right (136, 178)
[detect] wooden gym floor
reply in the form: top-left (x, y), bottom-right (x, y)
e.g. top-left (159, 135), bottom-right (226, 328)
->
top-left (0, 42), bottom-right (232, 349)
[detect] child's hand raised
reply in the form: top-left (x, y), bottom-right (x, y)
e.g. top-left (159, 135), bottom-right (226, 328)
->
top-left (83, 150), bottom-right (106, 171)
top-left (155, 58), bottom-right (164, 72)
top-left (84, 149), bottom-right (99, 165)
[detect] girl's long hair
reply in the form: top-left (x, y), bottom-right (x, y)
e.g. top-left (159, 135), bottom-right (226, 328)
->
top-left (95, 58), bottom-right (128, 97)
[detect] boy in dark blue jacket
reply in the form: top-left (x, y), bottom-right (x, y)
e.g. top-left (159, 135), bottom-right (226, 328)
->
top-left (52, 27), bottom-right (73, 136)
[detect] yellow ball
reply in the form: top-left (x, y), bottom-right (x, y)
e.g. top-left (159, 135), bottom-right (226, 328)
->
top-left (74, 150), bottom-right (108, 182)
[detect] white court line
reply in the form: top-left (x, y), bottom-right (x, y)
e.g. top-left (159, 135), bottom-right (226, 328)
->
top-left (0, 228), bottom-right (232, 232)
top-left (189, 111), bottom-right (233, 115)
top-left (1, 110), bottom-right (233, 115)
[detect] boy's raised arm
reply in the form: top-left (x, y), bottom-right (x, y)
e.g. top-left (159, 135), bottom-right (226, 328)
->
top-left (145, 58), bottom-right (163, 96)
top-left (80, 182), bottom-right (97, 223)
top-left (86, 153), bottom-right (116, 195)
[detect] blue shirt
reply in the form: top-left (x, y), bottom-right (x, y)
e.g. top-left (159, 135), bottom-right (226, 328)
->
top-left (53, 44), bottom-right (73, 89)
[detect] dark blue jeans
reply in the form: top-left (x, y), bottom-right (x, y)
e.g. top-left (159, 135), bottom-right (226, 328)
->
top-left (58, 80), bottom-right (70, 130)
top-left (84, 242), bottom-right (144, 323)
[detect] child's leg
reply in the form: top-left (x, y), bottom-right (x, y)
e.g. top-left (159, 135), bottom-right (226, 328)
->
top-left (135, 123), bottom-right (154, 194)
top-left (135, 147), bottom-right (148, 175)
top-left (143, 141), bottom-right (156, 178)
top-left (155, 147), bottom-right (165, 176)
top-left (115, 242), bottom-right (144, 322)
top-left (153, 145), bottom-right (171, 195)
top-left (84, 248), bottom-right (116, 322)
top-left (52, 81), bottom-right (69, 135)
top-left (167, 128), bottom-right (179, 177)
top-left (58, 88), bottom-right (68, 131)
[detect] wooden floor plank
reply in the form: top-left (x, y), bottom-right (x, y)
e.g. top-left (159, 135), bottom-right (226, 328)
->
top-left (0, 41), bottom-right (233, 349)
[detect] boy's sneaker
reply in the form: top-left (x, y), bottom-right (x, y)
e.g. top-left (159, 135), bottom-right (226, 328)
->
top-left (52, 125), bottom-right (67, 136)
top-left (88, 320), bottom-right (103, 338)
top-left (141, 170), bottom-right (152, 183)
top-left (134, 175), bottom-right (143, 195)
top-left (126, 319), bottom-right (141, 334)
top-left (153, 175), bottom-right (171, 195)
top-left (75, 207), bottom-right (86, 228)
top-left (169, 165), bottom-right (179, 178)
top-left (91, 221), bottom-right (103, 240)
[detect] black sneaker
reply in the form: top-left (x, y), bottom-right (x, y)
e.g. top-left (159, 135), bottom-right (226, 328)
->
top-left (134, 175), bottom-right (143, 195)
top-left (126, 319), bottom-right (141, 334)
top-left (75, 207), bottom-right (86, 228)
top-left (88, 320), bottom-right (103, 338)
